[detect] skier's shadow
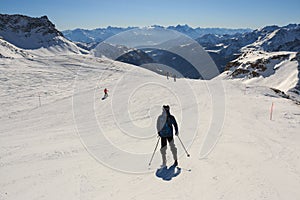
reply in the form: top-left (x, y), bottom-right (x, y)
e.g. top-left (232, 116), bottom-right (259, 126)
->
top-left (155, 165), bottom-right (181, 181)
top-left (102, 94), bottom-right (108, 100)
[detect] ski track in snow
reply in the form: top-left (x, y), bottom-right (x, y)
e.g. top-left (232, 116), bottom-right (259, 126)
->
top-left (0, 54), bottom-right (300, 200)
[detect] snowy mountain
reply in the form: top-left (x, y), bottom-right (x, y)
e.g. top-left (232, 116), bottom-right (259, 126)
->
top-left (62, 25), bottom-right (251, 44)
top-left (223, 50), bottom-right (300, 102)
top-left (73, 41), bottom-right (99, 51)
top-left (218, 24), bottom-right (300, 99)
top-left (90, 29), bottom-right (209, 79)
top-left (62, 26), bottom-right (136, 44)
top-left (244, 24), bottom-right (300, 52)
top-left (61, 23), bottom-right (300, 75)
top-left (88, 24), bottom-right (300, 78)
top-left (91, 42), bottom-right (131, 59)
top-left (144, 48), bottom-right (202, 79)
top-left (167, 24), bottom-right (251, 39)
top-left (197, 24), bottom-right (300, 70)
top-left (0, 14), bottom-right (87, 54)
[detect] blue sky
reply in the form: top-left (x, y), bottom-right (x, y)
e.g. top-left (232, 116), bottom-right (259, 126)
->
top-left (1, 0), bottom-right (299, 30)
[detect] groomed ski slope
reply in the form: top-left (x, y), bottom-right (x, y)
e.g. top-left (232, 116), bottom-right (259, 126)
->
top-left (0, 54), bottom-right (300, 200)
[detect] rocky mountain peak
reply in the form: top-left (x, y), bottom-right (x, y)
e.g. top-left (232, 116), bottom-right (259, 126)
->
top-left (0, 14), bottom-right (63, 49)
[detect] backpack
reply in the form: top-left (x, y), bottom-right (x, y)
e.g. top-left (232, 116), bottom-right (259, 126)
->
top-left (160, 116), bottom-right (173, 137)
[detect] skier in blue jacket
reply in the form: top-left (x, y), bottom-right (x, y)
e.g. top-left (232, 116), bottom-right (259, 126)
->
top-left (157, 105), bottom-right (178, 167)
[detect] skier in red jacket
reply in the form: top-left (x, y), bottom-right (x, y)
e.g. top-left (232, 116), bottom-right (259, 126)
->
top-left (103, 88), bottom-right (108, 99)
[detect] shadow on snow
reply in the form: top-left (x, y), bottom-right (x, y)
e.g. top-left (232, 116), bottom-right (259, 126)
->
top-left (155, 165), bottom-right (181, 181)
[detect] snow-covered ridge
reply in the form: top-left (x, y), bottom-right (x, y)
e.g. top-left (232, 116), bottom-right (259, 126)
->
top-left (0, 14), bottom-right (88, 55)
top-left (62, 26), bottom-right (136, 44)
top-left (224, 51), bottom-right (300, 101)
top-left (246, 24), bottom-right (300, 52)
top-left (225, 51), bottom-right (294, 78)
top-left (198, 24), bottom-right (300, 53)
top-left (0, 38), bottom-right (32, 58)
top-left (221, 23), bottom-right (300, 95)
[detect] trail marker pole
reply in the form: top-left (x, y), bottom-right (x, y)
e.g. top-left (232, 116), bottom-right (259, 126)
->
top-left (39, 93), bottom-right (41, 107)
top-left (270, 102), bottom-right (274, 120)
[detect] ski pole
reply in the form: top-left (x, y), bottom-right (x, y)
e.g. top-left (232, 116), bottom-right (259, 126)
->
top-left (148, 137), bottom-right (160, 166)
top-left (177, 135), bottom-right (190, 157)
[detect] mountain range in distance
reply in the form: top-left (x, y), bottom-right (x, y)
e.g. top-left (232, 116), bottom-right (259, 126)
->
top-left (62, 24), bottom-right (252, 44)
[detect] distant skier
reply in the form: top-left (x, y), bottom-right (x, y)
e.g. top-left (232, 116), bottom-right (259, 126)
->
top-left (173, 74), bottom-right (176, 82)
top-left (157, 105), bottom-right (179, 167)
top-left (166, 72), bottom-right (169, 80)
top-left (102, 88), bottom-right (108, 100)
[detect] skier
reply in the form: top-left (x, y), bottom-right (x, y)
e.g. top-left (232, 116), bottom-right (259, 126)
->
top-left (103, 88), bottom-right (108, 99)
top-left (157, 105), bottom-right (179, 167)
top-left (173, 74), bottom-right (176, 82)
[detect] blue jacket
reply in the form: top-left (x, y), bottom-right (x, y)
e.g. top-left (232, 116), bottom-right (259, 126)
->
top-left (157, 113), bottom-right (178, 137)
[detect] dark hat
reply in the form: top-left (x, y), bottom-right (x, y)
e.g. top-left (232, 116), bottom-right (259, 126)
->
top-left (163, 105), bottom-right (170, 111)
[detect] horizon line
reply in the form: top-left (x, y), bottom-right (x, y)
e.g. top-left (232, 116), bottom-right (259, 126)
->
top-left (59, 23), bottom-right (300, 32)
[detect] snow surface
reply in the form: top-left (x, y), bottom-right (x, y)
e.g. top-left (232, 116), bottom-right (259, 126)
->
top-left (1, 52), bottom-right (300, 200)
